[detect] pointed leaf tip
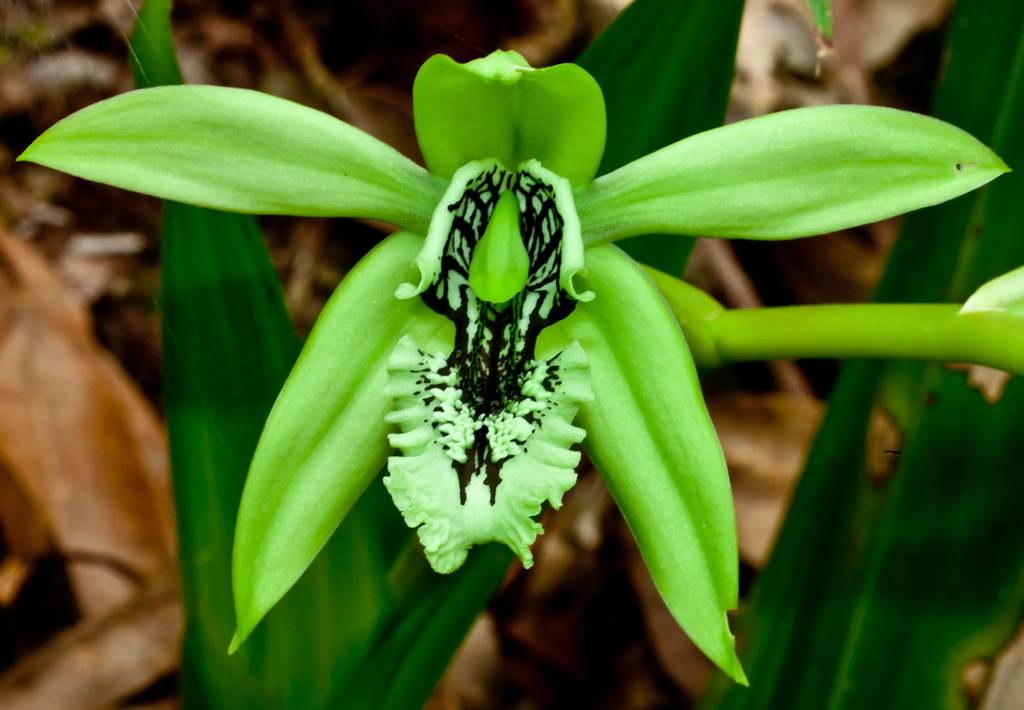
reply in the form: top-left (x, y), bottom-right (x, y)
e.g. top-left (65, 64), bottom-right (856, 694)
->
top-left (960, 263), bottom-right (1024, 318)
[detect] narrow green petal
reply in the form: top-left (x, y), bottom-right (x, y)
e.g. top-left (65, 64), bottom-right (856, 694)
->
top-left (576, 105), bottom-right (1009, 245)
top-left (413, 52), bottom-right (606, 186)
top-left (468, 189), bottom-right (530, 303)
top-left (19, 86), bottom-right (444, 234)
top-left (960, 263), bottom-right (1024, 317)
top-left (537, 245), bottom-right (746, 684)
top-left (232, 232), bottom-right (452, 649)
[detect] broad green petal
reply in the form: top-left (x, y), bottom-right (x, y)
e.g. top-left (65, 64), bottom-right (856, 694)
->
top-left (576, 105), bottom-right (1009, 245)
top-left (413, 52), bottom-right (606, 186)
top-left (19, 86), bottom-right (444, 234)
top-left (960, 263), bottom-right (1024, 317)
top-left (537, 245), bottom-right (746, 684)
top-left (231, 232), bottom-right (452, 649)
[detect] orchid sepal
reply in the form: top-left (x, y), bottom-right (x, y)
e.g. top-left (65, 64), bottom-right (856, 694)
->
top-left (413, 52), bottom-right (606, 186)
top-left (230, 231), bottom-right (451, 651)
top-left (537, 245), bottom-right (746, 685)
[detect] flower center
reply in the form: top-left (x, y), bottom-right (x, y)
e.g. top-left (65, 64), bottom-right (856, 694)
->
top-left (384, 159), bottom-right (593, 573)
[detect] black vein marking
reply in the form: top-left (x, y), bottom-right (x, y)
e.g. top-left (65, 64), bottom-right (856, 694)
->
top-left (417, 165), bottom-right (579, 504)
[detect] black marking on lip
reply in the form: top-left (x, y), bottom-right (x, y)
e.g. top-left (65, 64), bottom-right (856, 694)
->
top-left (417, 165), bottom-right (577, 504)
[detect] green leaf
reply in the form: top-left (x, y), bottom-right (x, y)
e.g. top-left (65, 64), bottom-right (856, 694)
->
top-left (342, 544), bottom-right (512, 710)
top-left (412, 52), bottom-right (606, 186)
top-left (128, 0), bottom-right (182, 88)
top-left (576, 0), bottom-right (745, 272)
top-left (232, 232), bottom-right (453, 649)
top-left (808, 0), bottom-right (832, 39)
top-left (133, 5), bottom-right (398, 706)
top-left (577, 105), bottom-right (1009, 245)
top-left (538, 245), bottom-right (745, 684)
top-left (18, 86), bottom-right (443, 234)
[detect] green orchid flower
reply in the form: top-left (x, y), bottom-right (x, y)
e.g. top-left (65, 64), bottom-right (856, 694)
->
top-left (19, 49), bottom-right (1006, 684)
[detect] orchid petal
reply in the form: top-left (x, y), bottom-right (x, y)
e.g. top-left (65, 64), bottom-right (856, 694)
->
top-left (19, 86), bottom-right (443, 234)
top-left (231, 232), bottom-right (452, 649)
top-left (413, 52), bottom-right (606, 186)
top-left (537, 245), bottom-right (746, 684)
top-left (576, 105), bottom-right (1008, 245)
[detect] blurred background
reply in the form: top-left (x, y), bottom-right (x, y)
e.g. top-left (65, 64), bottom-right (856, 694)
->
top-left (0, 0), bottom-right (1003, 708)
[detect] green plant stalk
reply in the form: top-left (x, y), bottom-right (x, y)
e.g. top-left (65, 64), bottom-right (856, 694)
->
top-left (698, 305), bottom-right (1024, 374)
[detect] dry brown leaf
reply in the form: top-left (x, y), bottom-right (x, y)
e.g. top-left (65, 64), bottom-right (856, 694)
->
top-left (708, 391), bottom-right (824, 568)
top-left (946, 363), bottom-right (1013, 404)
top-left (0, 582), bottom-right (181, 710)
top-left (0, 228), bottom-right (174, 618)
top-left (979, 619), bottom-right (1024, 710)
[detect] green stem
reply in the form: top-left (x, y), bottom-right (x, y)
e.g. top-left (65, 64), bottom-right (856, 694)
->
top-left (699, 304), bottom-right (1024, 375)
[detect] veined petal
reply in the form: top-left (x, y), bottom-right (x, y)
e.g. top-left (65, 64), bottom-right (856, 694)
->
top-left (19, 86), bottom-right (444, 234)
top-left (413, 52), bottom-right (606, 186)
top-left (537, 245), bottom-right (746, 684)
top-left (231, 232), bottom-right (452, 650)
top-left (576, 105), bottom-right (1008, 245)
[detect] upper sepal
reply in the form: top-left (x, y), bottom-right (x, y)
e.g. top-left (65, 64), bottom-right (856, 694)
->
top-left (231, 232), bottom-right (452, 651)
top-left (413, 51), bottom-right (607, 187)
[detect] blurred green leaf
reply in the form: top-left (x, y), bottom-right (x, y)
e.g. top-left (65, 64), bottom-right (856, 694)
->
top-left (808, 0), bottom-right (832, 39)
top-left (342, 544), bottom-right (512, 710)
top-left (701, 1), bottom-right (1024, 708)
top-left (576, 0), bottom-right (745, 273)
top-left (163, 203), bottom-right (393, 709)
top-left (578, 105), bottom-right (1006, 245)
top-left (131, 4), bottom-right (517, 708)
